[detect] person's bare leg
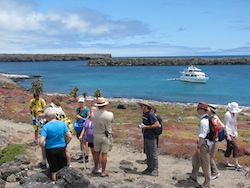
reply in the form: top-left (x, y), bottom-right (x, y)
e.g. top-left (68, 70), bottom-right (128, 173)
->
top-left (99, 152), bottom-right (102, 170)
top-left (225, 157), bottom-right (230, 164)
top-left (35, 129), bottom-right (39, 141)
top-left (41, 145), bottom-right (46, 161)
top-left (83, 140), bottom-right (89, 161)
top-left (66, 147), bottom-right (71, 166)
top-left (93, 151), bottom-right (100, 172)
top-left (101, 152), bottom-right (108, 176)
top-left (51, 172), bottom-right (57, 181)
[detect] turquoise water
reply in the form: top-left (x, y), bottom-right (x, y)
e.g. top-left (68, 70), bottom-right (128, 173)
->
top-left (1, 61), bottom-right (250, 106)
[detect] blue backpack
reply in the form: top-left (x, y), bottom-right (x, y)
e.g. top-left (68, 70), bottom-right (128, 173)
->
top-left (218, 129), bottom-right (225, 142)
top-left (74, 119), bottom-right (85, 133)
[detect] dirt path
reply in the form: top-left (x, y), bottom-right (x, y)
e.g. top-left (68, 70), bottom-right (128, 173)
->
top-left (1, 119), bottom-right (249, 188)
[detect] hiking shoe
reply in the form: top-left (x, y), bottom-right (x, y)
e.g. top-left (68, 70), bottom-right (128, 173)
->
top-left (151, 170), bottom-right (158, 176)
top-left (38, 162), bottom-right (47, 169)
top-left (235, 164), bottom-right (243, 171)
top-left (211, 173), bottom-right (220, 180)
top-left (142, 168), bottom-right (151, 175)
top-left (224, 163), bottom-right (234, 167)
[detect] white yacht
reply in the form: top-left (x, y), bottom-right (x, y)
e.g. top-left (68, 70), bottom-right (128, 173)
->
top-left (180, 65), bottom-right (209, 83)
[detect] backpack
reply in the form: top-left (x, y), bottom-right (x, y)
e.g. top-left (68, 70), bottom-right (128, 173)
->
top-left (155, 115), bottom-right (163, 136)
top-left (218, 129), bottom-right (225, 142)
top-left (205, 114), bottom-right (225, 141)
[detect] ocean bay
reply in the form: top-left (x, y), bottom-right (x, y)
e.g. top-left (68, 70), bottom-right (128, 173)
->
top-left (1, 61), bottom-right (250, 106)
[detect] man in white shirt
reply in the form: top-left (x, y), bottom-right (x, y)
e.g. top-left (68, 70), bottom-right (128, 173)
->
top-left (190, 102), bottom-right (212, 188)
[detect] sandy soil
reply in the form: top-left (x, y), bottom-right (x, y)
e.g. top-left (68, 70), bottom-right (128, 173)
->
top-left (1, 119), bottom-right (249, 188)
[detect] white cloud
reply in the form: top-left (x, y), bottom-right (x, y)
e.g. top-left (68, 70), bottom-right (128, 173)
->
top-left (0, 0), bottom-right (150, 53)
top-left (0, 0), bottom-right (249, 56)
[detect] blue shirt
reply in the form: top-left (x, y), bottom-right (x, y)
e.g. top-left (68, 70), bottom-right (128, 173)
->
top-left (142, 111), bottom-right (158, 140)
top-left (41, 120), bottom-right (69, 149)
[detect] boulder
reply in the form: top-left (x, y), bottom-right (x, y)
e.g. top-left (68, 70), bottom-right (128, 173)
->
top-left (56, 167), bottom-right (91, 188)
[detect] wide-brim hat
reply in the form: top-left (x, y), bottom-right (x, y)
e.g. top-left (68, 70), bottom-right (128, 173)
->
top-left (208, 104), bottom-right (216, 113)
top-left (94, 97), bottom-right (109, 107)
top-left (227, 102), bottom-right (242, 113)
top-left (197, 102), bottom-right (209, 111)
top-left (137, 101), bottom-right (152, 108)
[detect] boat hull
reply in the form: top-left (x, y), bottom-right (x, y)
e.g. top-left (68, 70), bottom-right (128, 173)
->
top-left (180, 76), bottom-right (209, 83)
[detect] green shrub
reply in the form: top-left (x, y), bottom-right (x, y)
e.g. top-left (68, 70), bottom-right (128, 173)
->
top-left (94, 88), bottom-right (102, 98)
top-left (30, 79), bottom-right (43, 94)
top-left (0, 144), bottom-right (27, 163)
top-left (69, 86), bottom-right (79, 99)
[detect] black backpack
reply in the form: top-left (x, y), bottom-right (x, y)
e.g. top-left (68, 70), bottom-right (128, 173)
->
top-left (155, 115), bottom-right (163, 136)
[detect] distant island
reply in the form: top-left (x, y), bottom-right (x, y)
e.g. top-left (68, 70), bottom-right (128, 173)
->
top-left (0, 54), bottom-right (111, 62)
top-left (0, 54), bottom-right (250, 66)
top-left (87, 57), bottom-right (250, 66)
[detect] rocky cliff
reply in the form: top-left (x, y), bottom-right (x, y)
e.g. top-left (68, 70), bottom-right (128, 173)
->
top-left (87, 57), bottom-right (250, 66)
top-left (1, 54), bottom-right (250, 66)
top-left (0, 54), bottom-right (112, 62)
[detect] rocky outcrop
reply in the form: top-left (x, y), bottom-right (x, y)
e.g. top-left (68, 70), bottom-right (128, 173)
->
top-left (0, 155), bottom-right (164, 188)
top-left (19, 167), bottom-right (92, 188)
top-left (87, 57), bottom-right (250, 66)
top-left (0, 54), bottom-right (112, 62)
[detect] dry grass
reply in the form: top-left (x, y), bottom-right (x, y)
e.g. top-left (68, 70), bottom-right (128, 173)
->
top-left (1, 81), bottom-right (250, 166)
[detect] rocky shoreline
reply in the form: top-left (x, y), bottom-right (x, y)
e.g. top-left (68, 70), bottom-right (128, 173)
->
top-left (87, 57), bottom-right (250, 66)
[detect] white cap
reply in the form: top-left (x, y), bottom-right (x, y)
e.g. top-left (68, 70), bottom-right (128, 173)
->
top-left (78, 97), bottom-right (85, 103)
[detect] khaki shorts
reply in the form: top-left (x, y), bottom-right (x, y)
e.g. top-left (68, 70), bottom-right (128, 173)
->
top-left (94, 134), bottom-right (110, 153)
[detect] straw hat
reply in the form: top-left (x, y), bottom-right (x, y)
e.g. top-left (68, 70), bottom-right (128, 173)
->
top-left (227, 102), bottom-right (242, 113)
top-left (137, 101), bottom-right (152, 108)
top-left (94, 97), bottom-right (109, 107)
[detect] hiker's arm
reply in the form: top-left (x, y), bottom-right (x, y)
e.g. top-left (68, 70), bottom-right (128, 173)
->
top-left (197, 137), bottom-right (205, 148)
top-left (224, 114), bottom-right (232, 141)
top-left (39, 136), bottom-right (46, 146)
top-left (142, 121), bottom-right (160, 129)
top-left (76, 112), bottom-right (87, 121)
top-left (65, 131), bottom-right (72, 145)
top-left (79, 127), bottom-right (86, 140)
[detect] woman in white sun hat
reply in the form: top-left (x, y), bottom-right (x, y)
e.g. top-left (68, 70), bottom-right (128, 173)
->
top-left (224, 102), bottom-right (242, 170)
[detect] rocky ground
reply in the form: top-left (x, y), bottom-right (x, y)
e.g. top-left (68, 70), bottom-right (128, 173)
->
top-left (1, 119), bottom-right (250, 188)
top-left (0, 73), bottom-right (250, 187)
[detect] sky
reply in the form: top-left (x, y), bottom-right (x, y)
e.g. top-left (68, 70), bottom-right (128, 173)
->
top-left (0, 0), bottom-right (250, 57)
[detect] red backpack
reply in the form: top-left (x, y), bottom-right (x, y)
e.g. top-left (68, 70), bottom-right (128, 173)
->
top-left (205, 114), bottom-right (225, 141)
